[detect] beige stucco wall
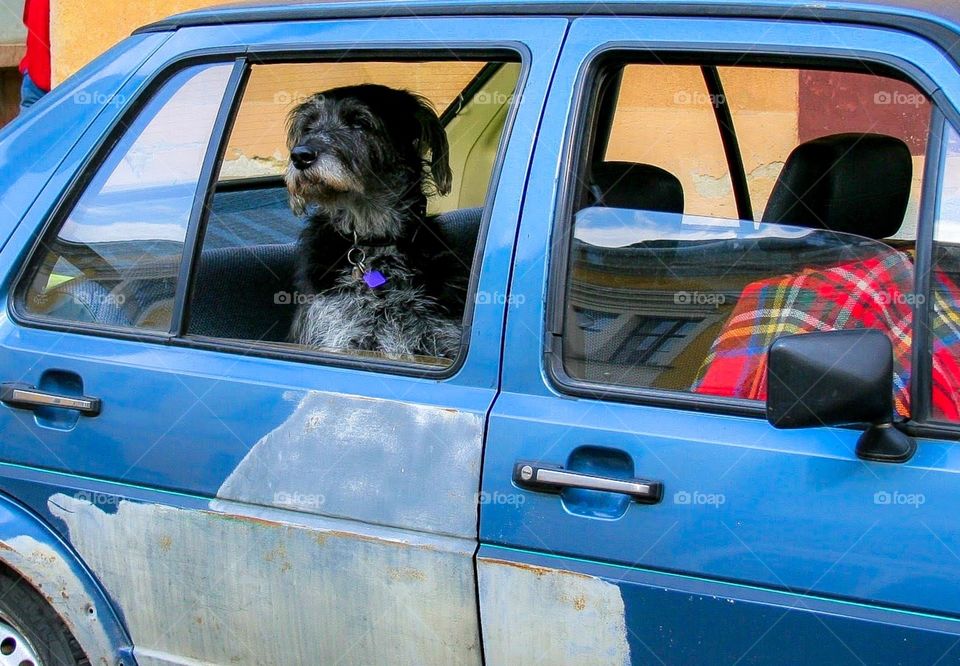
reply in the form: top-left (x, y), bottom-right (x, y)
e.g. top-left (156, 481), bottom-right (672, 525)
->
top-left (50, 0), bottom-right (237, 84)
top-left (1, 0), bottom-right (25, 70)
top-left (222, 62), bottom-right (484, 177)
top-left (0, 0), bottom-right (26, 44)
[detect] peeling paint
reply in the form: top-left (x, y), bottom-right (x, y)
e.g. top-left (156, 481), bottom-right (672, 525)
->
top-left (388, 566), bottom-right (428, 582)
top-left (1, 535), bottom-right (116, 665)
top-left (49, 493), bottom-right (481, 665)
top-left (478, 557), bottom-right (631, 666)
top-left (216, 391), bottom-right (484, 538)
top-left (692, 171), bottom-right (734, 199)
top-left (747, 160), bottom-right (785, 180)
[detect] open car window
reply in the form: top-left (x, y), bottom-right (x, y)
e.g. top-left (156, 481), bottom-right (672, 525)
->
top-left (16, 55), bottom-right (523, 375)
top-left (185, 58), bottom-right (521, 369)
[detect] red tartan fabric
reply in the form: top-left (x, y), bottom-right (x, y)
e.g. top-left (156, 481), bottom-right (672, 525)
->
top-left (693, 249), bottom-right (915, 417)
top-left (930, 271), bottom-right (960, 421)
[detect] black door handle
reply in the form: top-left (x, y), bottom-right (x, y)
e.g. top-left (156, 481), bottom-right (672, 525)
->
top-left (1, 383), bottom-right (101, 416)
top-left (514, 461), bottom-right (663, 504)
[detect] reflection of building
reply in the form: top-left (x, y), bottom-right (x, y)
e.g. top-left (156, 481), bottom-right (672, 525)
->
top-left (0, 0), bottom-right (26, 128)
top-left (565, 240), bottom-right (740, 391)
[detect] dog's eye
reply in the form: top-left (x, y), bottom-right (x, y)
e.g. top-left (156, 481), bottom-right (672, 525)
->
top-left (346, 114), bottom-right (372, 131)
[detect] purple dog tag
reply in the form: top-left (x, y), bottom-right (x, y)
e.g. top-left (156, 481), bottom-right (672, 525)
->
top-left (363, 270), bottom-right (388, 289)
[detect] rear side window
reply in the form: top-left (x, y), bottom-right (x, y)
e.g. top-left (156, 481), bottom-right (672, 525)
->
top-left (561, 59), bottom-right (932, 417)
top-left (20, 63), bottom-right (233, 331)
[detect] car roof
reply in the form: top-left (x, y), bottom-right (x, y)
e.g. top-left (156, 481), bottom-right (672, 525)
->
top-left (135, 0), bottom-right (960, 65)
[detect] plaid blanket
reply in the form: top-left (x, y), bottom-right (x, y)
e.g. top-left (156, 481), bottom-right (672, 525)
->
top-left (931, 271), bottom-right (960, 420)
top-left (693, 249), bottom-right (915, 417)
top-left (693, 248), bottom-right (960, 421)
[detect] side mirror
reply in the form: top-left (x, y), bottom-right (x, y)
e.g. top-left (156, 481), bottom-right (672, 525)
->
top-left (766, 329), bottom-right (916, 463)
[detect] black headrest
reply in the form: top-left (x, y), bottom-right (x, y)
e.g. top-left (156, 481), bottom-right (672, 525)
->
top-left (591, 161), bottom-right (684, 214)
top-left (762, 133), bottom-right (912, 239)
top-left (432, 207), bottom-right (482, 266)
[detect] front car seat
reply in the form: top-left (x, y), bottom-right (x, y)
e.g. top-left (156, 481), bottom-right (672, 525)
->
top-left (694, 133), bottom-right (917, 413)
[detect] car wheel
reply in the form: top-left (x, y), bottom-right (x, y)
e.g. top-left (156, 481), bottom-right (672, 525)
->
top-left (0, 568), bottom-right (89, 666)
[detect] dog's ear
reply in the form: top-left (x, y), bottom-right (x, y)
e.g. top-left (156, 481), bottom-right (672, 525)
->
top-left (413, 99), bottom-right (452, 197)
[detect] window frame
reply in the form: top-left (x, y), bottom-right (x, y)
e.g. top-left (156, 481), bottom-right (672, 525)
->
top-left (10, 44), bottom-right (530, 381)
top-left (10, 51), bottom-right (244, 345)
top-left (545, 45), bottom-right (958, 431)
top-left (913, 109), bottom-right (960, 434)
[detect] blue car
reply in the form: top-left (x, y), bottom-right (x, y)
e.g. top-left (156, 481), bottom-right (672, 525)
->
top-left (2, 0), bottom-right (960, 663)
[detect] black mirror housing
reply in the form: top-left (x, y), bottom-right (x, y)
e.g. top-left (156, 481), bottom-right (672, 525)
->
top-left (767, 329), bottom-right (892, 429)
top-left (766, 329), bottom-right (916, 463)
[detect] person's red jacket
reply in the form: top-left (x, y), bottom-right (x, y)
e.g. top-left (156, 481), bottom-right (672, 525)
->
top-left (19, 0), bottom-right (51, 92)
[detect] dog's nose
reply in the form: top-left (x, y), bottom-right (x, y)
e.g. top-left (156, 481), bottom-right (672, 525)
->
top-left (290, 145), bottom-right (318, 170)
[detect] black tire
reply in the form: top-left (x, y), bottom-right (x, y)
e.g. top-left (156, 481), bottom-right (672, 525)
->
top-left (0, 567), bottom-right (89, 666)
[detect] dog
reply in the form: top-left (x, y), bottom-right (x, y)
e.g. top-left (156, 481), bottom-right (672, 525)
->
top-left (284, 84), bottom-right (468, 359)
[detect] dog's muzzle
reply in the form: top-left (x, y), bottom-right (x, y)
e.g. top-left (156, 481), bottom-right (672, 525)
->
top-left (285, 149), bottom-right (360, 204)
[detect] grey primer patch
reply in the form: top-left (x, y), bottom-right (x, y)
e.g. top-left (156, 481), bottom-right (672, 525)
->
top-left (49, 494), bottom-right (481, 665)
top-left (217, 391), bottom-right (484, 538)
top-left (478, 558), bottom-right (632, 666)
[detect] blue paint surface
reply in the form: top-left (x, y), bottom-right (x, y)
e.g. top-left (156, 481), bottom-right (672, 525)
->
top-left (0, 3), bottom-right (959, 663)
top-left (0, 13), bottom-right (566, 663)
top-left (481, 11), bottom-right (960, 664)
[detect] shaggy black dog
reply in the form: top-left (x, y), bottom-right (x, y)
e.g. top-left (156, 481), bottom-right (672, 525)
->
top-left (284, 84), bottom-right (467, 359)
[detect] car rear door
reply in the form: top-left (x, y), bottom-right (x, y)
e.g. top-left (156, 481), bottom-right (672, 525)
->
top-left (0, 17), bottom-right (568, 665)
top-left (479, 15), bottom-right (960, 665)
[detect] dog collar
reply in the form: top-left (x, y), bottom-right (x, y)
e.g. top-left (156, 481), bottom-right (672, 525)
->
top-left (346, 236), bottom-right (389, 289)
top-left (353, 237), bottom-right (399, 248)
top-left (339, 229), bottom-right (400, 248)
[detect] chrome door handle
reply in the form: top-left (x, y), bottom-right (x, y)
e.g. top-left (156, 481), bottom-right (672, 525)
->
top-left (1, 383), bottom-right (101, 416)
top-left (513, 461), bottom-right (663, 504)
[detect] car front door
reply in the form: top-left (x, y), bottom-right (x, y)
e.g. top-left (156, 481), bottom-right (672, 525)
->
top-left (0, 16), bottom-right (567, 664)
top-left (479, 14), bottom-right (960, 665)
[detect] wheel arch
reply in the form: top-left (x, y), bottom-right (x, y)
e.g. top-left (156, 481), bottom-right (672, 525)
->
top-left (0, 491), bottom-right (132, 666)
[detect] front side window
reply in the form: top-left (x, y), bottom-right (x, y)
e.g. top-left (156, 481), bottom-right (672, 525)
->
top-left (561, 60), bottom-right (932, 417)
top-left (185, 58), bottom-right (521, 368)
top-left (20, 63), bottom-right (234, 331)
